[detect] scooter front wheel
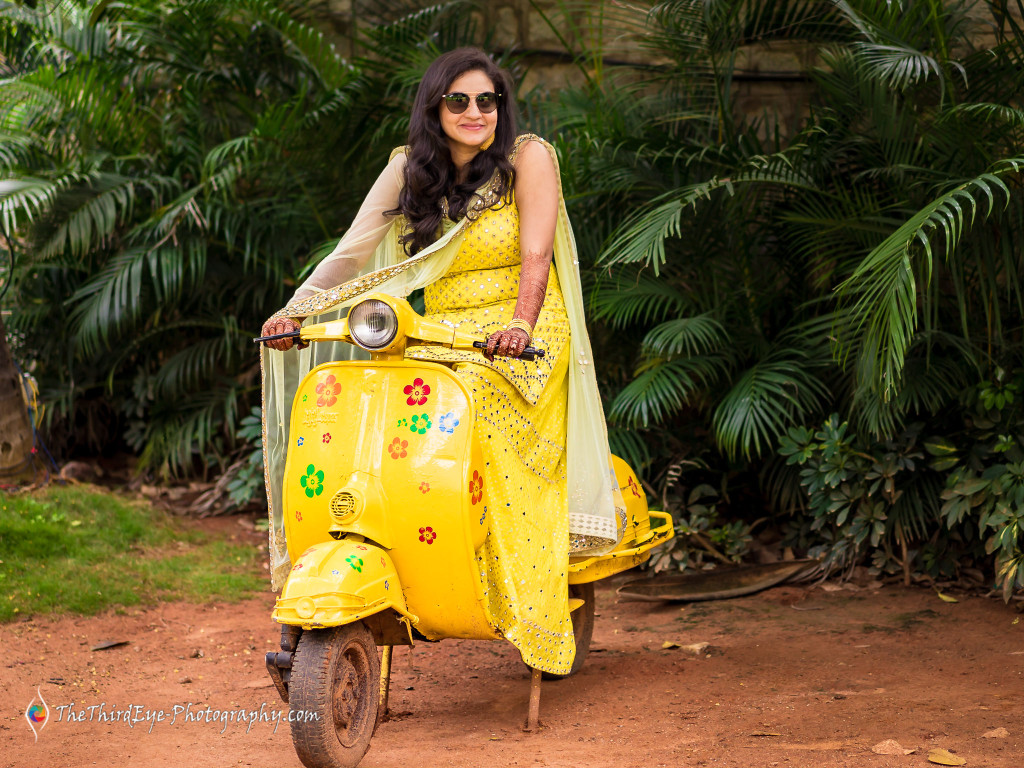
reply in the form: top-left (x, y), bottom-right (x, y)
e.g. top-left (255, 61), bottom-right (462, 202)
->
top-left (289, 622), bottom-right (380, 768)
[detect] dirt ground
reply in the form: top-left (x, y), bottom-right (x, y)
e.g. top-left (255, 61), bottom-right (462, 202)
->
top-left (3, 516), bottom-right (1023, 768)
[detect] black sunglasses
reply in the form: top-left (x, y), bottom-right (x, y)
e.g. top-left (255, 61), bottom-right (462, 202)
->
top-left (441, 91), bottom-right (501, 115)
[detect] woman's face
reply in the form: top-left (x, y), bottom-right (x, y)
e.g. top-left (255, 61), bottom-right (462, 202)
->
top-left (438, 69), bottom-right (497, 155)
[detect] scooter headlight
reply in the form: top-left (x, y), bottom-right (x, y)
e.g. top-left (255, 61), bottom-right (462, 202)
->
top-left (348, 300), bottom-right (398, 349)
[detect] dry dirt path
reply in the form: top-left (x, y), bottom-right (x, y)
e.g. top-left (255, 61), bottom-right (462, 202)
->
top-left (3, 553), bottom-right (1022, 767)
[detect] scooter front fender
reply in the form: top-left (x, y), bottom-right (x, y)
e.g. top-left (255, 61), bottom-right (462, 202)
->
top-left (272, 540), bottom-right (416, 630)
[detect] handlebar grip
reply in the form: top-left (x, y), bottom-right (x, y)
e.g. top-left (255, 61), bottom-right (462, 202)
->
top-left (472, 341), bottom-right (546, 361)
top-left (253, 330), bottom-right (302, 343)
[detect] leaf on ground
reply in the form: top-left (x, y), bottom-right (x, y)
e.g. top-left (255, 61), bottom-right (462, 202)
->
top-left (750, 731), bottom-right (782, 737)
top-left (661, 640), bottom-right (681, 649)
top-left (927, 748), bottom-right (966, 765)
top-left (936, 591), bottom-right (958, 603)
top-left (872, 739), bottom-right (914, 755)
top-left (981, 728), bottom-right (1008, 739)
top-left (90, 639), bottom-right (129, 651)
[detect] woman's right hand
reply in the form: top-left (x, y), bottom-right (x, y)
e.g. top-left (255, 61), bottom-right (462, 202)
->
top-left (261, 317), bottom-right (305, 351)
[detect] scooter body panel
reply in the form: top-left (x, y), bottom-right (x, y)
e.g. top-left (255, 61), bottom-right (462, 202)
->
top-left (281, 360), bottom-right (498, 641)
top-left (272, 539), bottom-right (411, 629)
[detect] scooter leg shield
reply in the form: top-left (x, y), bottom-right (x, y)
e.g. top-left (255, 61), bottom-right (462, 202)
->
top-left (272, 540), bottom-right (414, 629)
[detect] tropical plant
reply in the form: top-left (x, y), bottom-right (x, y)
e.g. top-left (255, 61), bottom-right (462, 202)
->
top-left (545, 0), bottom-right (1024, 589)
top-left (0, 0), bottom-right (490, 486)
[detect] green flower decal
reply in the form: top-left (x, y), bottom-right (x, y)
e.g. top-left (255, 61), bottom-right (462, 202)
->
top-left (346, 555), bottom-right (363, 573)
top-left (409, 413), bottom-right (432, 435)
top-left (300, 464), bottom-right (325, 498)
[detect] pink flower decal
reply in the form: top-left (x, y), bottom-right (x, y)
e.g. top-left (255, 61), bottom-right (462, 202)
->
top-left (404, 377), bottom-right (430, 406)
top-left (388, 438), bottom-right (409, 459)
top-left (419, 482), bottom-right (430, 493)
top-left (418, 526), bottom-right (437, 544)
top-left (470, 470), bottom-right (484, 505)
top-left (322, 432), bottom-right (331, 444)
top-left (316, 374), bottom-right (341, 407)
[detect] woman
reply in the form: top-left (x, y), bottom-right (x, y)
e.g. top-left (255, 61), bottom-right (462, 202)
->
top-left (260, 48), bottom-right (622, 675)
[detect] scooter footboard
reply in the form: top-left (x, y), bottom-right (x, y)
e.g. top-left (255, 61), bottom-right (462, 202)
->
top-left (273, 540), bottom-right (417, 631)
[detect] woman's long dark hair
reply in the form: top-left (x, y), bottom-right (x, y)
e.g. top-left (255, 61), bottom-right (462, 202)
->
top-left (395, 48), bottom-right (517, 255)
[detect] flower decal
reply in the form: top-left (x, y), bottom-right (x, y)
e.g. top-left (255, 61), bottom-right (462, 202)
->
top-left (410, 413), bottom-right (432, 434)
top-left (404, 377), bottom-right (430, 406)
top-left (387, 438), bottom-right (409, 459)
top-left (322, 432), bottom-right (331, 444)
top-left (438, 412), bottom-right (460, 434)
top-left (316, 374), bottom-right (341, 407)
top-left (297, 436), bottom-right (304, 447)
top-left (300, 464), bottom-right (325, 498)
top-left (627, 476), bottom-right (642, 499)
top-left (292, 563), bottom-right (304, 571)
top-left (384, 579), bottom-right (389, 590)
top-left (346, 555), bottom-right (363, 573)
top-left (331, 569), bottom-right (340, 577)
top-left (380, 557), bottom-right (386, 567)
top-left (419, 482), bottom-right (430, 493)
top-left (470, 470), bottom-right (484, 505)
top-left (418, 526), bottom-right (437, 544)
top-left (295, 510), bottom-right (303, 522)
top-left (302, 394), bottom-right (308, 403)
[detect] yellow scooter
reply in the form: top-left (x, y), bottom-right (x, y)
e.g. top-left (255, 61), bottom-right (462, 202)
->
top-left (258, 293), bottom-right (673, 768)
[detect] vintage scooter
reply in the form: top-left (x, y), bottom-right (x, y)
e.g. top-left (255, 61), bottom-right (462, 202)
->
top-left (258, 293), bottom-right (674, 768)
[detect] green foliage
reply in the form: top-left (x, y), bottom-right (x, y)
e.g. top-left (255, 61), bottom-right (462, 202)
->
top-left (545, 1), bottom-right (1024, 591)
top-left (0, 0), bottom-right (482, 477)
top-left (0, 486), bottom-right (263, 620)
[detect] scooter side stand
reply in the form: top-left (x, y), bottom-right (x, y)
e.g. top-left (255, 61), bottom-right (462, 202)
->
top-left (522, 667), bottom-right (543, 732)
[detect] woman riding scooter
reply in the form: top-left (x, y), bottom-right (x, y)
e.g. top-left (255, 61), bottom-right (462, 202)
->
top-left (261, 47), bottom-right (625, 679)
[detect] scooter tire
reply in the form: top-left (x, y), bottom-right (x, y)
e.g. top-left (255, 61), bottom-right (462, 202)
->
top-left (543, 581), bottom-right (595, 680)
top-left (289, 622), bottom-right (380, 768)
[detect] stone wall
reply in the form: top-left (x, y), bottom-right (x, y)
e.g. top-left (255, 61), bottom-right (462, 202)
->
top-left (320, 1), bottom-right (1019, 134)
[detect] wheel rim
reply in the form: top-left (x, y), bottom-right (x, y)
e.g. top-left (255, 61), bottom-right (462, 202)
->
top-left (331, 639), bottom-right (374, 748)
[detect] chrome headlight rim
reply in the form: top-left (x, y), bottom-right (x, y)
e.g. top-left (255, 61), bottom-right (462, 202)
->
top-left (348, 299), bottom-right (399, 350)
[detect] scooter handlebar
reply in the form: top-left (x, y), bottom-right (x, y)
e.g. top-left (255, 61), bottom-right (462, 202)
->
top-left (253, 332), bottom-right (545, 361)
top-left (472, 341), bottom-right (546, 361)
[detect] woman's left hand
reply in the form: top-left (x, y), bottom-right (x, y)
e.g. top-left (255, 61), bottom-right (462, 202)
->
top-left (485, 328), bottom-right (530, 359)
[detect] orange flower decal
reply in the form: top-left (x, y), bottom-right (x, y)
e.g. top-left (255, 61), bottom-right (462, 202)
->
top-left (419, 482), bottom-right (430, 493)
top-left (404, 377), bottom-right (430, 406)
top-left (316, 374), bottom-right (341, 407)
top-left (470, 470), bottom-right (484, 505)
top-left (388, 438), bottom-right (409, 459)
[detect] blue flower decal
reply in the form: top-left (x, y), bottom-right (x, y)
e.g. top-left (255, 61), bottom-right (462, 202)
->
top-left (297, 436), bottom-right (304, 446)
top-left (331, 569), bottom-right (340, 577)
top-left (439, 411), bottom-right (460, 434)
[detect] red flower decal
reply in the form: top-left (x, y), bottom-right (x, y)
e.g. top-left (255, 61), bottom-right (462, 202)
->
top-left (418, 526), bottom-right (437, 544)
top-left (292, 562), bottom-right (304, 571)
top-left (322, 432), bottom-right (331, 444)
top-left (419, 482), bottom-right (430, 493)
top-left (295, 510), bottom-right (303, 522)
top-left (316, 374), bottom-right (341, 407)
top-left (470, 470), bottom-right (484, 505)
top-left (380, 557), bottom-right (386, 567)
top-left (627, 476), bottom-right (642, 499)
top-left (355, 544), bottom-right (369, 551)
top-left (387, 437), bottom-right (409, 459)
top-left (403, 377), bottom-right (431, 406)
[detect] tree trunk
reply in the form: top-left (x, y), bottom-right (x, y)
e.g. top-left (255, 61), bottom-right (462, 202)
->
top-left (0, 313), bottom-right (37, 485)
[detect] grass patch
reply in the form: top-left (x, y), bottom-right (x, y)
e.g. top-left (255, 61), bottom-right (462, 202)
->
top-left (0, 485), bottom-right (263, 621)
